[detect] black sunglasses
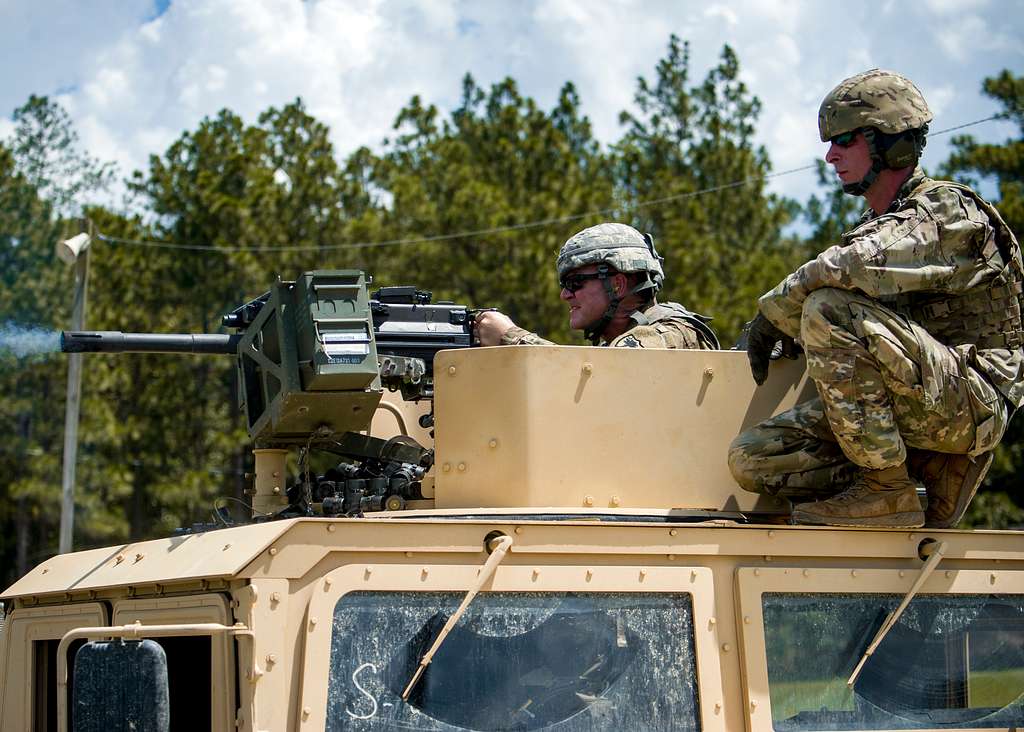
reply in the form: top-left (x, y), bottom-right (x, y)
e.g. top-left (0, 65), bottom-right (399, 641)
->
top-left (559, 272), bottom-right (605, 293)
top-left (830, 130), bottom-right (859, 148)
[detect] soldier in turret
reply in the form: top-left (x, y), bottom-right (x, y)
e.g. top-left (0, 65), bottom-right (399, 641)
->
top-left (474, 222), bottom-right (719, 350)
top-left (729, 69), bottom-right (1023, 528)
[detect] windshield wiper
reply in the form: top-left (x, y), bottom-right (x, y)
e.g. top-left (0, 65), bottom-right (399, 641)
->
top-left (402, 533), bottom-right (514, 700)
top-left (847, 540), bottom-right (947, 688)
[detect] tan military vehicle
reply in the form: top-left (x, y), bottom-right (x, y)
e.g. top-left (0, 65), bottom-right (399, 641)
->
top-left (2, 271), bottom-right (1022, 731)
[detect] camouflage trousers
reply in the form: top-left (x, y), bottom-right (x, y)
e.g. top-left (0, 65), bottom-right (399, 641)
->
top-left (729, 288), bottom-right (1009, 500)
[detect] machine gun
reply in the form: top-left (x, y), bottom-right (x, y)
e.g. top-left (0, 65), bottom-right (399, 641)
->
top-left (60, 270), bottom-right (482, 520)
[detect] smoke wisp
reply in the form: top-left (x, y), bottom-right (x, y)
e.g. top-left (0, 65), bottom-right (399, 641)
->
top-left (0, 323), bottom-right (61, 359)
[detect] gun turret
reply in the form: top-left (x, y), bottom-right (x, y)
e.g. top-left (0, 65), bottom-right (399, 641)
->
top-left (60, 270), bottom-right (478, 444)
top-left (61, 331), bottom-right (241, 355)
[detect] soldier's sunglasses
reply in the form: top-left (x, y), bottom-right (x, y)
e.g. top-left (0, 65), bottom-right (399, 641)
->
top-left (559, 272), bottom-right (604, 293)
top-left (830, 130), bottom-right (860, 148)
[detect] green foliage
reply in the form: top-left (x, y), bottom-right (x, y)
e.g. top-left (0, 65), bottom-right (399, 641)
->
top-left (9, 95), bottom-right (115, 218)
top-left (362, 75), bottom-right (613, 342)
top-left (614, 37), bottom-right (799, 342)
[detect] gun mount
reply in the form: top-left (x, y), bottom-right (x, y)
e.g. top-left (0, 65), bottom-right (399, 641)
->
top-left (60, 270), bottom-right (475, 520)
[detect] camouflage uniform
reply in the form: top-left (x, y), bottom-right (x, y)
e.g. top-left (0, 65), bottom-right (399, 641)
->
top-left (729, 168), bottom-right (1023, 501)
top-left (501, 301), bottom-right (718, 350)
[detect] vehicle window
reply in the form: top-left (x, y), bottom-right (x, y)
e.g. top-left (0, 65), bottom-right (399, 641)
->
top-left (326, 591), bottom-right (700, 731)
top-left (763, 593), bottom-right (1024, 730)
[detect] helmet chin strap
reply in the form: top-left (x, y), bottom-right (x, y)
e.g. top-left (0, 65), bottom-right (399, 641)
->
top-left (841, 127), bottom-right (886, 197)
top-left (581, 265), bottom-right (659, 344)
top-left (583, 264), bottom-right (620, 345)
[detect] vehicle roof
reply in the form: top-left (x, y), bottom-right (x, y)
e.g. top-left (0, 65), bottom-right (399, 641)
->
top-left (5, 514), bottom-right (1024, 601)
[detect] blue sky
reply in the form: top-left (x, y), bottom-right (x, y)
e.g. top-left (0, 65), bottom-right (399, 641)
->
top-left (1, 0), bottom-right (1021, 210)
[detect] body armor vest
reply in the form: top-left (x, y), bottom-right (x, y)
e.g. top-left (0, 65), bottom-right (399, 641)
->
top-left (885, 180), bottom-right (1024, 351)
top-left (631, 302), bottom-right (721, 350)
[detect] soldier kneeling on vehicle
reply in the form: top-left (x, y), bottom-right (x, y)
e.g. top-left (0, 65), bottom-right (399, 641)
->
top-left (730, 69), bottom-right (1022, 529)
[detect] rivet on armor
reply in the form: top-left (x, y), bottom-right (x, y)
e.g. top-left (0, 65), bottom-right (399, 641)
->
top-left (802, 569), bottom-right (810, 577)
top-left (754, 569), bottom-right (760, 577)
top-left (448, 365), bottom-right (457, 376)
top-left (271, 592), bottom-right (281, 603)
top-left (584, 495), bottom-right (594, 506)
top-left (851, 569), bottom-right (857, 577)
top-left (722, 643), bottom-right (731, 652)
top-left (703, 367), bottom-right (714, 378)
top-left (324, 578), bottom-right (332, 590)
top-left (667, 554), bottom-right (676, 560)
top-left (582, 362), bottom-right (593, 374)
top-left (327, 524), bottom-right (336, 533)
top-left (610, 495), bottom-right (621, 507)
top-left (945, 570), bottom-right (953, 578)
top-left (309, 617), bottom-right (318, 629)
top-left (223, 543), bottom-right (231, 551)
top-left (514, 527), bottom-right (523, 534)
top-left (405, 551), bottom-right (414, 558)
top-left (442, 463), bottom-right (452, 472)
top-left (488, 438), bottom-right (498, 449)
top-left (639, 569), bottom-right (647, 580)
top-left (586, 569), bottom-right (593, 581)
top-left (269, 548), bottom-right (278, 556)
top-left (669, 528), bottom-right (678, 536)
top-left (457, 462), bottom-right (467, 472)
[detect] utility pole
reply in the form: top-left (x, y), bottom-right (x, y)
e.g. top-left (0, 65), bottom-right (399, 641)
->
top-left (57, 222), bottom-right (92, 554)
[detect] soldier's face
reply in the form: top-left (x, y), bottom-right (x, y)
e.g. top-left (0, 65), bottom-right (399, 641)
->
top-left (560, 266), bottom-right (609, 331)
top-left (825, 131), bottom-right (872, 186)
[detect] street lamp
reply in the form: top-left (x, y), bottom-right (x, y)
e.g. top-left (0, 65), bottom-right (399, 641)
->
top-left (56, 224), bottom-right (92, 554)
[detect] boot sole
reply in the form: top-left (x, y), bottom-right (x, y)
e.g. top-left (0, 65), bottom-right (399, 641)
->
top-left (792, 509), bottom-right (925, 528)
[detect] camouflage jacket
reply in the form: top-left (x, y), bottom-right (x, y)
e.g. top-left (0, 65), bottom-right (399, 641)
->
top-left (501, 301), bottom-right (719, 349)
top-left (759, 167), bottom-right (1024, 408)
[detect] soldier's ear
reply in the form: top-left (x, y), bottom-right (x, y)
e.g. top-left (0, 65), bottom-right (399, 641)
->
top-left (613, 273), bottom-right (630, 298)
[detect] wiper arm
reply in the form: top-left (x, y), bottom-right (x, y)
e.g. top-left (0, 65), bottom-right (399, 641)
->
top-left (847, 540), bottom-right (947, 688)
top-left (402, 533), bottom-right (514, 700)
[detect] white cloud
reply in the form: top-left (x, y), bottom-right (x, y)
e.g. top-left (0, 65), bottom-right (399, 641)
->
top-left (1, 0), bottom-right (1021, 215)
top-left (704, 5), bottom-right (739, 26)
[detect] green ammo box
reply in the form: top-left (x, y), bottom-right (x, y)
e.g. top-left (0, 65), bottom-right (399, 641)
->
top-left (236, 270), bottom-right (382, 445)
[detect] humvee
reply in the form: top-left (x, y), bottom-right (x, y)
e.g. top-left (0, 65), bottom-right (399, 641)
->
top-left (1, 271), bottom-right (1022, 731)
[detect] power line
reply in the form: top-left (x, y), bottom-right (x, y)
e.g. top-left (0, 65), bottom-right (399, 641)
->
top-left (94, 113), bottom-right (1008, 255)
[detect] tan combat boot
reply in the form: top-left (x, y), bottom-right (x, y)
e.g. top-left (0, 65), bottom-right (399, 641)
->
top-left (908, 450), bottom-right (994, 529)
top-left (792, 463), bottom-right (925, 528)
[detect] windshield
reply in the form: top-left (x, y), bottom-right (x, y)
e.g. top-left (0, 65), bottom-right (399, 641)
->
top-left (325, 591), bottom-right (701, 731)
top-left (763, 593), bottom-right (1024, 730)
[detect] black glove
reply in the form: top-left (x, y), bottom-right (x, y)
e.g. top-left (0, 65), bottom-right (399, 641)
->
top-left (743, 313), bottom-right (799, 386)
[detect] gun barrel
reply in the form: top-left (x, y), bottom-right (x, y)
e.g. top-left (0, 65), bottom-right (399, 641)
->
top-left (60, 331), bottom-right (241, 355)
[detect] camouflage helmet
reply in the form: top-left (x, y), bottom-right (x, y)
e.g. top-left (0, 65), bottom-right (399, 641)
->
top-left (818, 69), bottom-right (932, 142)
top-left (556, 223), bottom-right (664, 291)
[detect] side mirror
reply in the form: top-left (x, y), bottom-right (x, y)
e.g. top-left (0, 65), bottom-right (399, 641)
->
top-left (72, 639), bottom-right (170, 732)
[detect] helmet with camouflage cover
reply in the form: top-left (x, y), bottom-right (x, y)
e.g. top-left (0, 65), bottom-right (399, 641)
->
top-left (818, 69), bottom-right (933, 195)
top-left (818, 69), bottom-right (932, 142)
top-left (556, 223), bottom-right (665, 343)
top-left (556, 223), bottom-right (664, 291)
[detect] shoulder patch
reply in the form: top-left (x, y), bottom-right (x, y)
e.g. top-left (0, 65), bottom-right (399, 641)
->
top-left (617, 334), bottom-right (643, 348)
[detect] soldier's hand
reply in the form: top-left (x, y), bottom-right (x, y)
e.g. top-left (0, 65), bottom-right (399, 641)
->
top-left (744, 313), bottom-right (789, 386)
top-left (474, 310), bottom-right (516, 346)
